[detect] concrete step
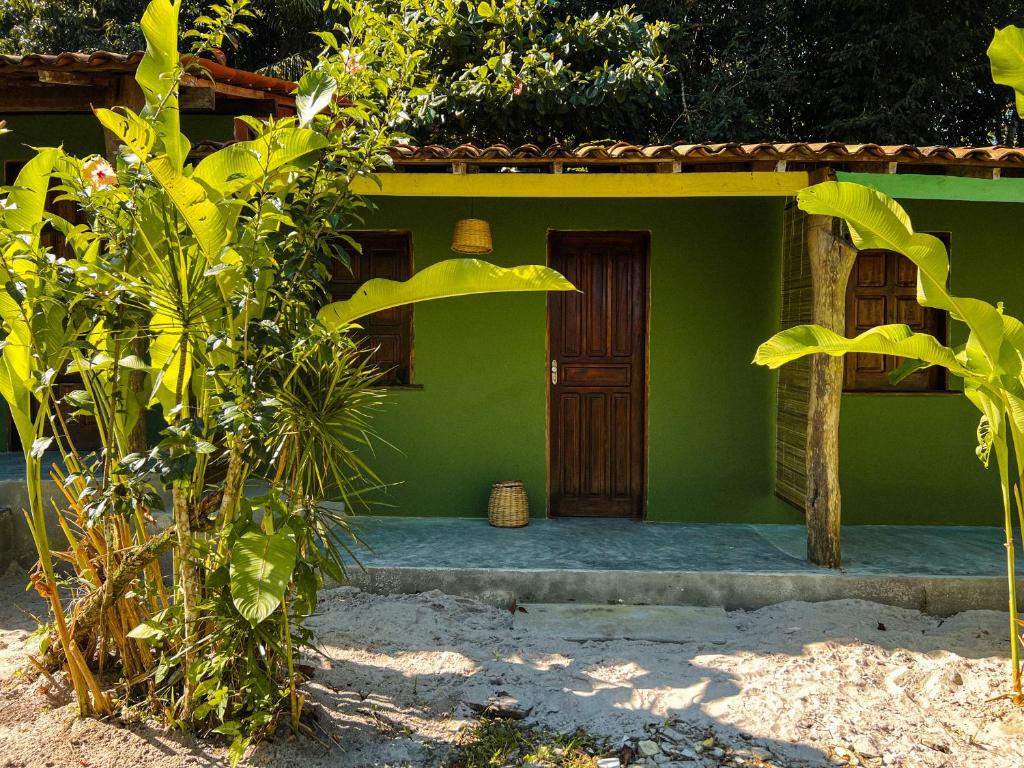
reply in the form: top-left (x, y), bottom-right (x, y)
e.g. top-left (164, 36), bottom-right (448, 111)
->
top-left (346, 565), bottom-right (1012, 617)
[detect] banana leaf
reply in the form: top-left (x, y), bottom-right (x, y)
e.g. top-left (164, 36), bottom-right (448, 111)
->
top-left (754, 323), bottom-right (974, 379)
top-left (319, 259), bottom-right (575, 327)
top-left (97, 108), bottom-right (226, 260)
top-left (193, 127), bottom-right (328, 200)
top-left (136, 0), bottom-right (189, 168)
top-left (989, 25), bottom-right (1024, 118)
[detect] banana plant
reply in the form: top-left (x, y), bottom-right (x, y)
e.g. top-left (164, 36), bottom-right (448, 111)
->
top-left (757, 25), bottom-right (1024, 699)
top-left (0, 150), bottom-right (113, 714)
top-left (755, 180), bottom-right (1024, 696)
top-left (108, 2), bottom-right (572, 715)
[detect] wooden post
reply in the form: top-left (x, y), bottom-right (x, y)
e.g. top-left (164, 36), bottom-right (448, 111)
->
top-left (102, 76), bottom-right (146, 160)
top-left (805, 213), bottom-right (856, 568)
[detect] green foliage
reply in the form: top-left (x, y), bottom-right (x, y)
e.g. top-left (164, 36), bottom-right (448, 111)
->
top-left (5, 0), bottom-right (1023, 146)
top-left (184, 0), bottom-right (257, 57)
top-left (268, 339), bottom-right (386, 525)
top-left (294, 69), bottom-right (338, 128)
top-left (230, 525), bottom-right (298, 626)
top-left (990, 24), bottom-right (1024, 118)
top-left (0, 0), bottom-right (177, 55)
top-left (646, 0), bottom-right (1024, 147)
top-left (451, 717), bottom-right (611, 768)
top-left (0, 0), bottom-right (323, 74)
top-left (191, 124), bottom-right (328, 197)
top-left (138, 0), bottom-right (193, 167)
top-left (755, 323), bottom-right (971, 379)
top-left (318, 0), bottom-right (674, 146)
top-left (320, 259), bottom-right (576, 328)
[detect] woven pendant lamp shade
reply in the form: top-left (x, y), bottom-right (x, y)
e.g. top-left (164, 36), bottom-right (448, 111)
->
top-left (451, 218), bottom-right (493, 254)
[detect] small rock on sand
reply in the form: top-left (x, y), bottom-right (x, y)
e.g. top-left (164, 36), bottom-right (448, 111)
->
top-left (638, 739), bottom-right (661, 757)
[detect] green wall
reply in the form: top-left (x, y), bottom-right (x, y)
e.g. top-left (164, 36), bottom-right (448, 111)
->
top-left (359, 196), bottom-right (799, 523)
top-left (0, 114), bottom-right (105, 162)
top-left (2, 111), bottom-right (1016, 527)
top-left (0, 113), bottom-right (234, 166)
top-left (360, 195), bottom-right (1024, 526)
top-left (839, 199), bottom-right (1024, 526)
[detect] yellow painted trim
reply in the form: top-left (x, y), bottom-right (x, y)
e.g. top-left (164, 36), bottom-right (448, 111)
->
top-left (351, 171), bottom-right (809, 198)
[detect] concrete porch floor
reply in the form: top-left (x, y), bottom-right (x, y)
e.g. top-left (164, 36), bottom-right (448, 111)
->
top-left (0, 448), bottom-right (1014, 616)
top-left (345, 517), bottom-right (1022, 616)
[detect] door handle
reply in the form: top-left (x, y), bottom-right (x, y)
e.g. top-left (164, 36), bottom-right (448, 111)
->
top-left (550, 359), bottom-right (558, 385)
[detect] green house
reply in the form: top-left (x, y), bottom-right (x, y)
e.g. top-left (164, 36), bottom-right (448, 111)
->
top-left (3, 52), bottom-right (1024, 536)
top-left (344, 144), bottom-right (1024, 535)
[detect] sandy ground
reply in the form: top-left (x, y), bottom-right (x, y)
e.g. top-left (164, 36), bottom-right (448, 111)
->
top-left (0, 570), bottom-right (1022, 767)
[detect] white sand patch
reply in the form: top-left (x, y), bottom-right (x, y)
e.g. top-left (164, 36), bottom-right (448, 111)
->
top-left (0, 580), bottom-right (1021, 766)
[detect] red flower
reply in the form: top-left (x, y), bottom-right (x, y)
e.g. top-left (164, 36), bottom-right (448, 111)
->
top-left (513, 77), bottom-right (524, 97)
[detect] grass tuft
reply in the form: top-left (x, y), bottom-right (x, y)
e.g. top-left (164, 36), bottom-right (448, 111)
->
top-left (446, 717), bottom-right (613, 768)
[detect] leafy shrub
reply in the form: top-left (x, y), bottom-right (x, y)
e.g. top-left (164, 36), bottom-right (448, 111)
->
top-left (0, 0), bottom-right (572, 760)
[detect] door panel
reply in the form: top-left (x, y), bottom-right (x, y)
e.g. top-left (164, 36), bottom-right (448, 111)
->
top-left (548, 231), bottom-right (648, 518)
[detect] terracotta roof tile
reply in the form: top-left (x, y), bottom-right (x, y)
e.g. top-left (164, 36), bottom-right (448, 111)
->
top-left (388, 141), bottom-right (1024, 169)
top-left (0, 51), bottom-right (144, 72)
top-left (0, 51), bottom-right (295, 96)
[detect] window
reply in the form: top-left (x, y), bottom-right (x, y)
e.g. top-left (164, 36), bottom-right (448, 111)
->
top-left (329, 232), bottom-right (414, 386)
top-left (844, 235), bottom-right (950, 392)
top-left (2, 161), bottom-right (21, 183)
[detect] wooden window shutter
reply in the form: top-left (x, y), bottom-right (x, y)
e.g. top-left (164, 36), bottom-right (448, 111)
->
top-left (329, 232), bottom-right (414, 386)
top-left (844, 236), bottom-right (949, 392)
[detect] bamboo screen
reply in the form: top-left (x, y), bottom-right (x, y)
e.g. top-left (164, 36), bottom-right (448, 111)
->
top-left (776, 201), bottom-right (812, 510)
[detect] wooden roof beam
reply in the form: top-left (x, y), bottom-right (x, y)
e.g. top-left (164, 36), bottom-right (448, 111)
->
top-left (179, 74), bottom-right (291, 108)
top-left (37, 69), bottom-right (105, 86)
top-left (350, 170), bottom-right (810, 197)
top-left (1, 80), bottom-right (218, 114)
top-left (0, 83), bottom-right (113, 112)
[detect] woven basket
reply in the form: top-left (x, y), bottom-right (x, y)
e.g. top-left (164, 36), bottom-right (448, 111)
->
top-left (451, 218), bottom-right (493, 254)
top-left (487, 480), bottom-right (529, 528)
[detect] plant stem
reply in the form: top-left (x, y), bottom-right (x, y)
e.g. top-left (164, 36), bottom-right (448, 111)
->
top-left (1006, 502), bottom-right (1020, 694)
top-left (172, 484), bottom-right (197, 717)
top-left (41, 512), bottom-right (218, 672)
top-left (281, 592), bottom-right (300, 732)
top-left (171, 330), bottom-right (199, 719)
top-left (997, 435), bottom-right (1021, 693)
top-left (25, 451), bottom-right (110, 714)
top-left (127, 335), bottom-right (148, 453)
top-left (215, 444), bottom-right (244, 558)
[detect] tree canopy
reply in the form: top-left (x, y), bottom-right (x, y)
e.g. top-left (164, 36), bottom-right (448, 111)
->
top-left (2, 0), bottom-right (1023, 146)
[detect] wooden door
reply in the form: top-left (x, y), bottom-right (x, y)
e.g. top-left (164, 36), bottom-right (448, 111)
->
top-left (548, 231), bottom-right (648, 517)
